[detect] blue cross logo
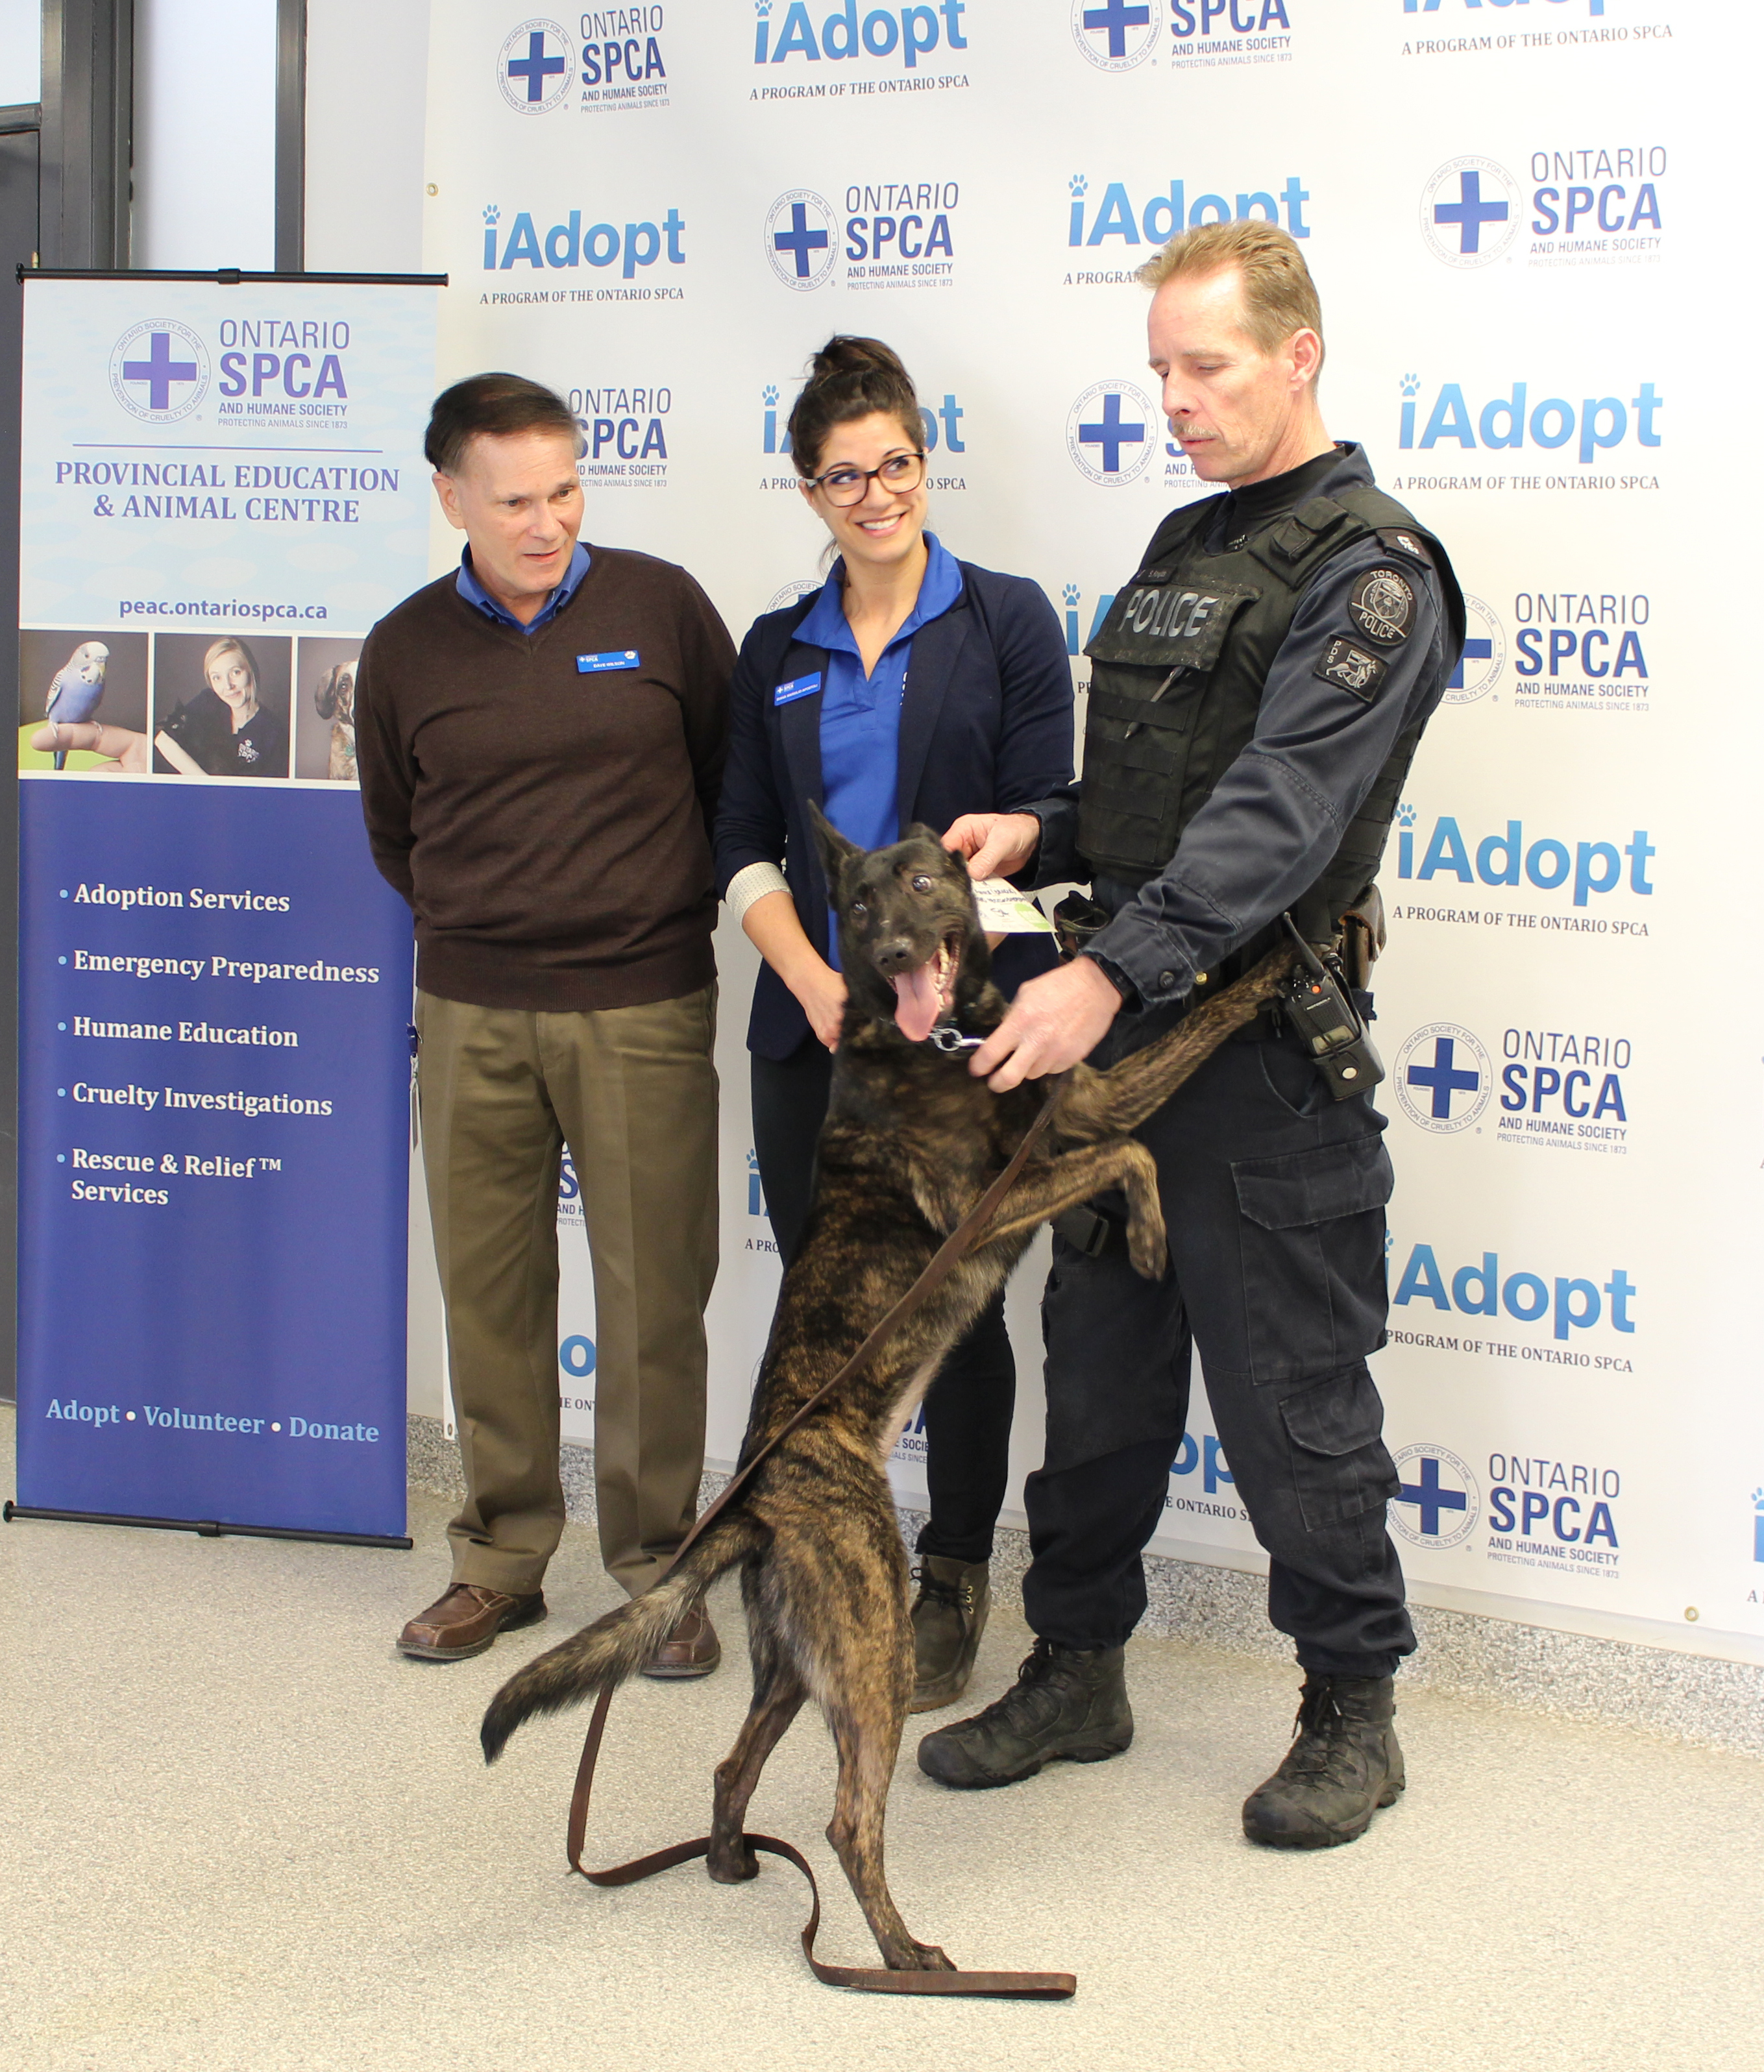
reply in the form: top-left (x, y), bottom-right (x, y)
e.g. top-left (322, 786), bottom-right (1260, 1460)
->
top-left (1447, 637), bottom-right (1493, 692)
top-left (1434, 170), bottom-right (1510, 255)
top-left (506, 29), bottom-right (566, 101)
top-left (1079, 391), bottom-right (1146, 474)
top-left (1082, 0), bottom-right (1151, 55)
top-left (1404, 1036), bottom-right (1481, 1120)
top-left (1397, 1454), bottom-right (1469, 1538)
top-left (772, 202), bottom-right (829, 279)
top-left (121, 330), bottom-right (199, 412)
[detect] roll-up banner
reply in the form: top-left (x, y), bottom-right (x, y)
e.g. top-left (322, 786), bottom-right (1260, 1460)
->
top-left (10, 271), bottom-right (441, 1546)
top-left (424, 3), bottom-right (1764, 1664)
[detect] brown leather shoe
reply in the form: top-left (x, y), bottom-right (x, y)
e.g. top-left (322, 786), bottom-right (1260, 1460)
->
top-left (397, 1583), bottom-right (547, 1661)
top-left (641, 1605), bottom-right (721, 1679)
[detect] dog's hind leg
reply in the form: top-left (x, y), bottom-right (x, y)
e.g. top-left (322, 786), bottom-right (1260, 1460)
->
top-left (709, 1607), bottom-right (807, 1884)
top-left (825, 1700), bottom-right (955, 1972)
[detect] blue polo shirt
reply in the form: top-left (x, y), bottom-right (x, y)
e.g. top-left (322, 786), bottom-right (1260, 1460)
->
top-left (456, 541), bottom-right (591, 633)
top-left (792, 532), bottom-right (964, 969)
top-left (795, 531), bottom-right (964, 851)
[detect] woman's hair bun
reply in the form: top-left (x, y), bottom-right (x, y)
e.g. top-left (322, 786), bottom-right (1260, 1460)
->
top-left (806, 335), bottom-right (910, 385)
top-left (788, 335), bottom-right (921, 478)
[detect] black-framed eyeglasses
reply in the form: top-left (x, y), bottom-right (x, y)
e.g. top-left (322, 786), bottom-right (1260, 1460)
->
top-left (809, 450), bottom-right (926, 506)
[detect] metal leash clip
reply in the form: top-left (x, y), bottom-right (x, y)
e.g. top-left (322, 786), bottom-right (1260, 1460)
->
top-left (926, 1027), bottom-right (986, 1054)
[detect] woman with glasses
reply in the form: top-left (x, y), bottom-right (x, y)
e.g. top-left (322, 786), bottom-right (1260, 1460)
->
top-left (715, 335), bottom-right (1073, 1712)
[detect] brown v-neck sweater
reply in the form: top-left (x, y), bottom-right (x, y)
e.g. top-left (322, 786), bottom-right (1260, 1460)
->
top-left (355, 546), bottom-right (734, 1012)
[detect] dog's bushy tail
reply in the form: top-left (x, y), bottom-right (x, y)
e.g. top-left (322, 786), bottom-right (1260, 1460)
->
top-left (480, 1512), bottom-right (764, 1764)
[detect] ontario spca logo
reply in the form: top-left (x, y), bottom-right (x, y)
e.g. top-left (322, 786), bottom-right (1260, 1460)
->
top-left (765, 189), bottom-right (838, 290)
top-left (1445, 594), bottom-right (1505, 705)
top-left (109, 321), bottom-right (210, 422)
top-left (1394, 1023), bottom-right (1492, 1134)
top-left (1067, 380), bottom-right (1155, 484)
top-left (1421, 156), bottom-right (1521, 268)
top-left (1389, 1443), bottom-right (1479, 1550)
top-left (498, 20), bottom-right (573, 112)
top-left (1071, 0), bottom-right (1157, 69)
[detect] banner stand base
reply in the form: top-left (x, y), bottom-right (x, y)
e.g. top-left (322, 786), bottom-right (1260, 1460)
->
top-left (3, 1500), bottom-right (413, 1551)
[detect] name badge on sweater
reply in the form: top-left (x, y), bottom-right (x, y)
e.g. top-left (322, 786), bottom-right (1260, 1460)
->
top-left (577, 650), bottom-right (640, 674)
top-left (774, 673), bottom-right (822, 706)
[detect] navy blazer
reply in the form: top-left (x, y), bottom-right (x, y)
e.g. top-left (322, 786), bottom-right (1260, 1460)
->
top-left (715, 558), bottom-right (1075, 1060)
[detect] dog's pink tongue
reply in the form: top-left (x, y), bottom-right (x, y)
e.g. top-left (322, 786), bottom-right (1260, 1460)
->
top-left (892, 961), bottom-right (942, 1043)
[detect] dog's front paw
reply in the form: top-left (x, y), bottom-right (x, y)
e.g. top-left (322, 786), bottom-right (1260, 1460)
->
top-left (1127, 1213), bottom-right (1168, 1280)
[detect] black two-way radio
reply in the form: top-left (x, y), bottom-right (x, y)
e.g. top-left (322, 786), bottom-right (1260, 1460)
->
top-left (1279, 914), bottom-right (1385, 1102)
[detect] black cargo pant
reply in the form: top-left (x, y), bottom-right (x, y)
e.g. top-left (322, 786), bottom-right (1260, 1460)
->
top-left (1023, 1008), bottom-right (1416, 1677)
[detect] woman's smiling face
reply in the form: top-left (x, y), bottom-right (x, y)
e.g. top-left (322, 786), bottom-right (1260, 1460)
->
top-left (800, 411), bottom-right (929, 576)
top-left (206, 652), bottom-right (256, 709)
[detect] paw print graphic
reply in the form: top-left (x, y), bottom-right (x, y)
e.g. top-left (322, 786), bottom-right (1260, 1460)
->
top-left (1062, 583), bottom-right (1081, 607)
top-left (755, 0), bottom-right (770, 16)
top-left (1070, 175), bottom-right (1088, 197)
top-left (1753, 1487), bottom-right (1764, 1509)
top-left (1397, 803), bottom-right (1417, 829)
top-left (483, 204), bottom-right (500, 225)
top-left (1399, 372), bottom-right (1421, 398)
top-left (763, 384), bottom-right (779, 406)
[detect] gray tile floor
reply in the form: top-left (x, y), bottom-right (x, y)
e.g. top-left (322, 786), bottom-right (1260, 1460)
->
top-left (5, 1417), bottom-right (1761, 2072)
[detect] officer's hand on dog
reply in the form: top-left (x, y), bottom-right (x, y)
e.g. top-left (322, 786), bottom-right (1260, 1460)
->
top-left (968, 957), bottom-right (1123, 1091)
top-left (942, 811), bottom-right (1041, 881)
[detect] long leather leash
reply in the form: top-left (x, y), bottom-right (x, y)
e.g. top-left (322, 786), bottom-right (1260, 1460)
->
top-left (563, 1080), bottom-right (1077, 1998)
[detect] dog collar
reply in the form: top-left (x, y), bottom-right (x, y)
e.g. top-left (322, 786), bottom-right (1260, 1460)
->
top-left (925, 1027), bottom-right (985, 1054)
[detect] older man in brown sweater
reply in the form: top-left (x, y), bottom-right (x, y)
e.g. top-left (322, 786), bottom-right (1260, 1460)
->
top-left (357, 372), bottom-right (733, 1673)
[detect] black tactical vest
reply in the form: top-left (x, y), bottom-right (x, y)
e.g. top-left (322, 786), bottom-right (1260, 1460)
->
top-left (1079, 483), bottom-right (1465, 938)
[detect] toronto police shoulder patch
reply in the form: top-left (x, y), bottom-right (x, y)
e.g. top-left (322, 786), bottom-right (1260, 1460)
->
top-left (1348, 567), bottom-right (1415, 645)
top-left (1315, 638), bottom-right (1389, 701)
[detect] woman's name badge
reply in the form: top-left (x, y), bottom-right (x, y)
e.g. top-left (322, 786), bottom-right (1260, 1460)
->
top-left (577, 650), bottom-right (640, 674)
top-left (774, 673), bottom-right (822, 706)
top-left (972, 879), bottom-right (1055, 934)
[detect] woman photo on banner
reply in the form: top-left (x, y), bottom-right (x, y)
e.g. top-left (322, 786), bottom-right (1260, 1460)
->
top-left (713, 335), bottom-right (1073, 1714)
top-left (154, 636), bottom-right (290, 779)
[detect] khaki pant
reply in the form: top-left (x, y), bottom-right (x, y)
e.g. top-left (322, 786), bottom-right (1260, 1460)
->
top-left (416, 986), bottom-right (718, 1597)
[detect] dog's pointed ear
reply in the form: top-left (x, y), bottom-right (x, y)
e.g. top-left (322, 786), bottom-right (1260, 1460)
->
top-left (809, 801), bottom-right (863, 892)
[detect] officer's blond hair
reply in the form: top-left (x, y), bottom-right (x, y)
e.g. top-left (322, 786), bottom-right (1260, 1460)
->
top-left (1136, 219), bottom-right (1324, 374)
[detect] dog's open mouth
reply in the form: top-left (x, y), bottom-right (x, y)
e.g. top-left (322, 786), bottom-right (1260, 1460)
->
top-left (891, 934), bottom-right (962, 1043)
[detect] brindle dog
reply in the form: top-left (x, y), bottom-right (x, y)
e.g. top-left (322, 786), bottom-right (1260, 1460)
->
top-left (481, 812), bottom-right (1290, 1972)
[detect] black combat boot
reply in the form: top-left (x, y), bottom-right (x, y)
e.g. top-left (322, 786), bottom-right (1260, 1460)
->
top-left (1241, 1672), bottom-right (1404, 1849)
top-left (907, 1557), bottom-right (991, 1715)
top-left (916, 1637), bottom-right (1133, 1787)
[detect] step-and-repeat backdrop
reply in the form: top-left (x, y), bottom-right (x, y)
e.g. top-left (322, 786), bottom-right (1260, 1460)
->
top-left (420, 1), bottom-right (1763, 1659)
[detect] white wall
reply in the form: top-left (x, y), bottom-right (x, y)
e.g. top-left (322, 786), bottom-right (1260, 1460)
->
top-left (1, 0), bottom-right (40, 104)
top-left (303, 0), bottom-right (428, 273)
top-left (132, 0), bottom-right (276, 269)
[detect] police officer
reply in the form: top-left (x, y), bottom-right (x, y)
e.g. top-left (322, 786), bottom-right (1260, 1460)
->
top-left (920, 219), bottom-right (1464, 1847)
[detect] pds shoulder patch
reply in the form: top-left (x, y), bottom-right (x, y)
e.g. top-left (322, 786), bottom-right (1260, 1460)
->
top-left (1348, 567), bottom-right (1415, 645)
top-left (1315, 639), bottom-right (1389, 702)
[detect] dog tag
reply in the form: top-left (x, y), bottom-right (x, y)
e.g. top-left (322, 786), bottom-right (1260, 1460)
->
top-left (774, 673), bottom-right (822, 706)
top-left (577, 650), bottom-right (640, 674)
